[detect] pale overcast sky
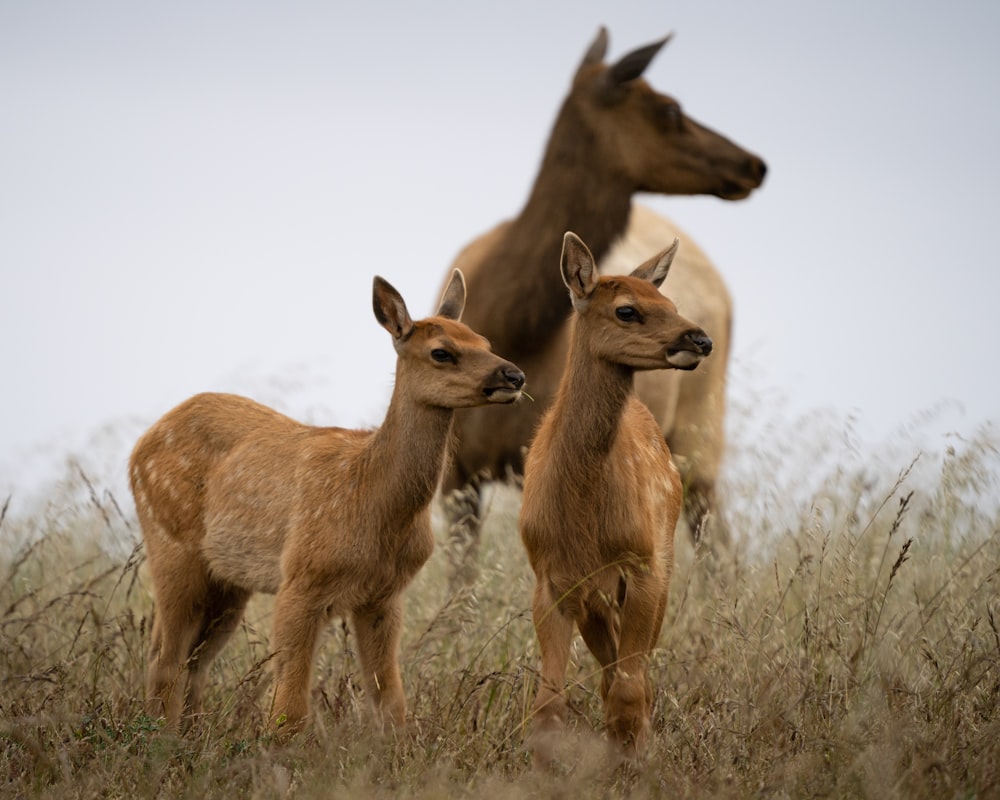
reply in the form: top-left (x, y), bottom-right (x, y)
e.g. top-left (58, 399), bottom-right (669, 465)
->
top-left (2, 1), bottom-right (998, 498)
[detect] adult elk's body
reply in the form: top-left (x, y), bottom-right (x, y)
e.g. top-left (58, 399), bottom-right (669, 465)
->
top-left (447, 28), bottom-right (765, 548)
top-left (521, 233), bottom-right (712, 763)
top-left (129, 272), bottom-right (524, 733)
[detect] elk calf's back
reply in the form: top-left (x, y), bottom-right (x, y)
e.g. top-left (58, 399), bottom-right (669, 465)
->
top-left (520, 232), bottom-right (711, 765)
top-left (130, 270), bottom-right (524, 733)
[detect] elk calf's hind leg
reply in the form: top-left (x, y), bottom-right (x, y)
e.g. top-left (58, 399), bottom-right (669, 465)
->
top-left (145, 552), bottom-right (212, 728)
top-left (146, 610), bottom-right (200, 727)
top-left (183, 583), bottom-right (252, 720)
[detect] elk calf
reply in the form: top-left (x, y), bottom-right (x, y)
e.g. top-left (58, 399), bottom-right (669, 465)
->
top-left (519, 232), bottom-right (712, 764)
top-left (130, 271), bottom-right (524, 733)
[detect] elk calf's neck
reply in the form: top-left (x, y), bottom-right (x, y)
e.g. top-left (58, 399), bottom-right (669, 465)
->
top-left (519, 232), bottom-right (711, 765)
top-left (129, 270), bottom-right (524, 734)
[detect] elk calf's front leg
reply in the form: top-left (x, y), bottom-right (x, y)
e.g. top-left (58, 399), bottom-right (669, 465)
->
top-left (351, 600), bottom-right (407, 731)
top-left (578, 607), bottom-right (620, 702)
top-left (605, 666), bottom-right (651, 757)
top-left (604, 573), bottom-right (663, 756)
top-left (529, 582), bottom-right (576, 767)
top-left (270, 584), bottom-right (328, 733)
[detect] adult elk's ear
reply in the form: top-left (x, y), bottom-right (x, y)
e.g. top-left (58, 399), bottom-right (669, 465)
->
top-left (630, 238), bottom-right (679, 289)
top-left (560, 231), bottom-right (600, 310)
top-left (373, 276), bottom-right (414, 341)
top-left (606, 32), bottom-right (673, 85)
top-left (577, 25), bottom-right (609, 71)
top-left (436, 269), bottom-right (466, 321)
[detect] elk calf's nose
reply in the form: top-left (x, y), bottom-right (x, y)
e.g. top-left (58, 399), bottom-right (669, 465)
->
top-left (506, 367), bottom-right (527, 389)
top-left (690, 331), bottom-right (713, 355)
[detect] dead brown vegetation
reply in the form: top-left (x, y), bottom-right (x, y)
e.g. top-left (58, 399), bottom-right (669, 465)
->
top-left (1, 418), bottom-right (999, 797)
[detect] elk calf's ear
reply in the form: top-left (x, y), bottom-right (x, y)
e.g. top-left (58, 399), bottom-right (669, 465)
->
top-left (630, 238), bottom-right (679, 289)
top-left (373, 276), bottom-right (414, 341)
top-left (436, 269), bottom-right (467, 321)
top-left (560, 231), bottom-right (600, 307)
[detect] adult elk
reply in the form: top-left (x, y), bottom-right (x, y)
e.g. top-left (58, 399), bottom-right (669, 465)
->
top-left (129, 272), bottom-right (524, 733)
top-left (520, 232), bottom-right (711, 764)
top-left (445, 27), bottom-right (765, 553)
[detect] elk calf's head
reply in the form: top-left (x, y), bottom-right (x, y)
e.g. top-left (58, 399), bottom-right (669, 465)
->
top-left (373, 269), bottom-right (526, 408)
top-left (560, 231), bottom-right (712, 372)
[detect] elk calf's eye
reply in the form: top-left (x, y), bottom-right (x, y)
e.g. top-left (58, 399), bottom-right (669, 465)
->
top-left (431, 349), bottom-right (456, 364)
top-left (616, 306), bottom-right (640, 322)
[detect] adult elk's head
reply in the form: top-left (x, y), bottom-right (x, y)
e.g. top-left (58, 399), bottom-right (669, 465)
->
top-left (567, 26), bottom-right (766, 200)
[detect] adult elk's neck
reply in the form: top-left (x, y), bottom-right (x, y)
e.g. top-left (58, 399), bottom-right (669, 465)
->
top-left (461, 102), bottom-right (634, 358)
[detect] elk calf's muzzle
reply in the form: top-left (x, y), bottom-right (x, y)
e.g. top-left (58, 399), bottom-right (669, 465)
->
top-left (666, 329), bottom-right (713, 370)
top-left (689, 331), bottom-right (713, 356)
top-left (484, 364), bottom-right (526, 402)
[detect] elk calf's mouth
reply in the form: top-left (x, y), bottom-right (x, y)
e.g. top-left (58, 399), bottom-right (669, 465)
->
top-left (666, 349), bottom-right (703, 370)
top-left (485, 386), bottom-right (523, 403)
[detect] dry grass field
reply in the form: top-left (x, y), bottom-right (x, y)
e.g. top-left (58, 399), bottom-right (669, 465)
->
top-left (2, 407), bottom-right (998, 799)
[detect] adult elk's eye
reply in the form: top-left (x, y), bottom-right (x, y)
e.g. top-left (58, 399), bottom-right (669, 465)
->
top-left (616, 306), bottom-right (640, 323)
top-left (431, 348), bottom-right (456, 364)
top-left (656, 102), bottom-right (682, 128)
